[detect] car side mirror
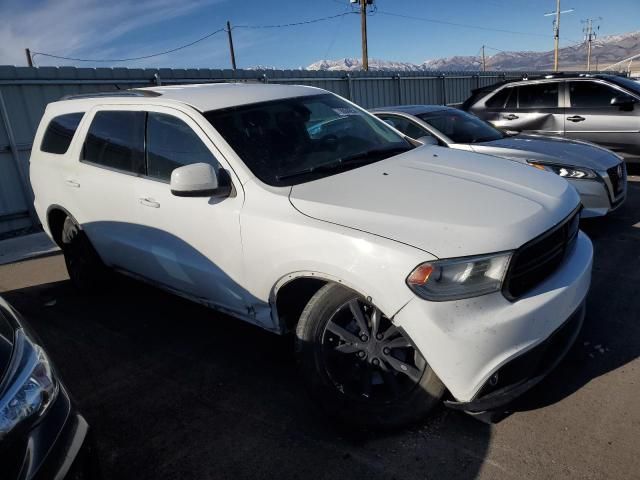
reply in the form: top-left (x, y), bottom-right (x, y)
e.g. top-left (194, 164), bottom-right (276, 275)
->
top-left (416, 135), bottom-right (439, 146)
top-left (170, 163), bottom-right (228, 198)
top-left (611, 95), bottom-right (637, 111)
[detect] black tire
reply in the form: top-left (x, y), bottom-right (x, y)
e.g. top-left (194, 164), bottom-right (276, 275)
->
top-left (61, 217), bottom-right (108, 292)
top-left (295, 283), bottom-right (445, 429)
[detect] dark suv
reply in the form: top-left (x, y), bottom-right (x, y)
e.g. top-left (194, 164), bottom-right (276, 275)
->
top-left (462, 74), bottom-right (640, 162)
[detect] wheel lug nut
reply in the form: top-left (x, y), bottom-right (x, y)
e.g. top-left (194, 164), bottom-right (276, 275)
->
top-left (360, 335), bottom-right (368, 342)
top-left (376, 333), bottom-right (383, 340)
top-left (358, 351), bottom-right (366, 358)
top-left (383, 347), bottom-right (390, 355)
top-left (372, 358), bottom-right (380, 366)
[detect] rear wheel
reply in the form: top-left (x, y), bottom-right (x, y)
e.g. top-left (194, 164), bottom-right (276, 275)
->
top-left (295, 283), bottom-right (445, 429)
top-left (61, 217), bottom-right (108, 292)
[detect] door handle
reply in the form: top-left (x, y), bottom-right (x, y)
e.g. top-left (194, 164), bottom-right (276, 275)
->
top-left (503, 114), bottom-right (519, 120)
top-left (567, 116), bottom-right (585, 122)
top-left (139, 197), bottom-right (160, 208)
top-left (65, 180), bottom-right (80, 188)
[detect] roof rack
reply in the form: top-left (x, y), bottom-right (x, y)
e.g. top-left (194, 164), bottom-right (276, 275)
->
top-left (60, 90), bottom-right (161, 101)
top-left (519, 72), bottom-right (600, 81)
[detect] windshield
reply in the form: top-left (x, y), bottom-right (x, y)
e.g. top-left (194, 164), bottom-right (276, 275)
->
top-left (418, 110), bottom-right (505, 144)
top-left (204, 94), bottom-right (412, 186)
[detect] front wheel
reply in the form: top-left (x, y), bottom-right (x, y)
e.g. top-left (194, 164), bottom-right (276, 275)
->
top-left (295, 284), bottom-right (445, 429)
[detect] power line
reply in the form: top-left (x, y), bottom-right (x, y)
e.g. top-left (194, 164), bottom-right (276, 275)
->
top-left (31, 28), bottom-right (226, 63)
top-left (376, 10), bottom-right (551, 38)
top-left (30, 11), bottom-right (357, 64)
top-left (234, 12), bottom-right (356, 29)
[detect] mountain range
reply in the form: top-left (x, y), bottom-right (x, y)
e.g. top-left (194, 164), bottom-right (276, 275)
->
top-left (306, 31), bottom-right (640, 72)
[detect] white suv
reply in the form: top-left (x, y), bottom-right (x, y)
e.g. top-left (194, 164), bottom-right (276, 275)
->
top-left (30, 84), bottom-right (593, 427)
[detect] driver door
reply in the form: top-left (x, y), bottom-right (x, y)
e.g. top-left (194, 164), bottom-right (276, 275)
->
top-left (565, 80), bottom-right (640, 156)
top-left (131, 107), bottom-right (248, 316)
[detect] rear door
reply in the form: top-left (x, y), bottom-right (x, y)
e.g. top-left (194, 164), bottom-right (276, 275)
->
top-left (564, 80), bottom-right (640, 156)
top-left (72, 107), bottom-right (146, 269)
top-left (494, 81), bottom-right (564, 135)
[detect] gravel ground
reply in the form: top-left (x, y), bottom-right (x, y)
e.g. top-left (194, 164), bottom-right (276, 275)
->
top-left (1, 176), bottom-right (639, 480)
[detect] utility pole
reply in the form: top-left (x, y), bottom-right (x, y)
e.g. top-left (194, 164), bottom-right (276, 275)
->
top-left (226, 20), bottom-right (237, 70)
top-left (582, 17), bottom-right (601, 72)
top-left (544, 1), bottom-right (574, 72)
top-left (359, 0), bottom-right (370, 71)
top-left (481, 45), bottom-right (486, 72)
top-left (25, 48), bottom-right (33, 67)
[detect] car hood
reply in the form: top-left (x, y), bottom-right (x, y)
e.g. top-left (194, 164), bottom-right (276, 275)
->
top-left (289, 145), bottom-right (579, 258)
top-left (470, 134), bottom-right (621, 170)
top-left (0, 298), bottom-right (17, 382)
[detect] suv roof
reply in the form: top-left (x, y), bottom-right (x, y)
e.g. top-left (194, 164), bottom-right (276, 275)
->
top-left (56, 83), bottom-right (324, 113)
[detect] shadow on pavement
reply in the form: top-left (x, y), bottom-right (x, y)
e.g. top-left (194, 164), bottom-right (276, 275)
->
top-left (3, 274), bottom-right (493, 480)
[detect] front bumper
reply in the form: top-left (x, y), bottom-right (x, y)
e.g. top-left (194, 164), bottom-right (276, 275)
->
top-left (444, 301), bottom-right (584, 412)
top-left (572, 178), bottom-right (625, 218)
top-left (392, 231), bottom-right (593, 403)
top-left (2, 385), bottom-right (92, 480)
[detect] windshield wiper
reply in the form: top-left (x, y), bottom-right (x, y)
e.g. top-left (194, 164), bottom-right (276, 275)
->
top-left (277, 145), bottom-right (412, 182)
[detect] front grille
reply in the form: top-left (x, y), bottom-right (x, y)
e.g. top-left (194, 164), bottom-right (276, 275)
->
top-left (503, 208), bottom-right (580, 300)
top-left (607, 162), bottom-right (626, 198)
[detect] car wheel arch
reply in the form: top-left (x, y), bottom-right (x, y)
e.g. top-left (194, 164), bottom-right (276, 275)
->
top-left (46, 204), bottom-right (78, 247)
top-left (271, 272), bottom-right (378, 333)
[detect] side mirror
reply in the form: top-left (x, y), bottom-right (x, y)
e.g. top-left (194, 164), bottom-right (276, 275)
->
top-left (611, 95), bottom-right (637, 111)
top-left (170, 163), bottom-right (227, 198)
top-left (502, 129), bottom-right (520, 137)
top-left (416, 135), bottom-right (439, 146)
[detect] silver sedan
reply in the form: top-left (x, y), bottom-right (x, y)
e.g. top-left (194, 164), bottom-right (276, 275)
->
top-left (371, 105), bottom-right (627, 218)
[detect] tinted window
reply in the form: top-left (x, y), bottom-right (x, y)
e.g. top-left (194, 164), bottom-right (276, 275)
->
top-left (83, 111), bottom-right (145, 174)
top-left (517, 83), bottom-right (559, 109)
top-left (569, 81), bottom-right (634, 108)
top-left (418, 110), bottom-right (504, 144)
top-left (204, 94), bottom-right (411, 186)
top-left (41, 113), bottom-right (84, 154)
top-left (146, 113), bottom-right (220, 182)
top-left (486, 88), bottom-right (511, 108)
top-left (377, 115), bottom-right (428, 139)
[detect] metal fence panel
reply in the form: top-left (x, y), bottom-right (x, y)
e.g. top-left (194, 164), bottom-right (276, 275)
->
top-left (0, 66), bottom-right (617, 235)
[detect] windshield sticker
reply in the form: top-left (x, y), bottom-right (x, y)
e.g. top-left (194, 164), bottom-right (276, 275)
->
top-left (332, 107), bottom-right (360, 116)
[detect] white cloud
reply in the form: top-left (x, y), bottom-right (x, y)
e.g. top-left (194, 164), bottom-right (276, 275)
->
top-left (0, 0), bottom-right (225, 66)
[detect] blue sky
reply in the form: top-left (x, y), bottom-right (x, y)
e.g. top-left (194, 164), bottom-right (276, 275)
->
top-left (1, 0), bottom-right (638, 68)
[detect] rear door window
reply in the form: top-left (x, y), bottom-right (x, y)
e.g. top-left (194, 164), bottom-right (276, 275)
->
top-left (486, 88), bottom-right (512, 108)
top-left (146, 113), bottom-right (220, 182)
top-left (569, 81), bottom-right (634, 108)
top-left (517, 83), bottom-right (559, 109)
top-left (82, 111), bottom-right (145, 174)
top-left (376, 115), bottom-right (427, 139)
top-left (40, 113), bottom-right (84, 154)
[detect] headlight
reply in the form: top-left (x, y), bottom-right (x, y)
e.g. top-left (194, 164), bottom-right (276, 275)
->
top-left (0, 330), bottom-right (57, 440)
top-left (528, 161), bottom-right (597, 179)
top-left (406, 252), bottom-right (512, 301)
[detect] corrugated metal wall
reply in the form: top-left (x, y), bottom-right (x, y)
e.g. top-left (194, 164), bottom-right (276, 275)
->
top-left (0, 65), bottom-right (597, 235)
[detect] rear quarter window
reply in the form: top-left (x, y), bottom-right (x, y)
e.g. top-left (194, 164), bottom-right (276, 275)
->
top-left (40, 112), bottom-right (84, 154)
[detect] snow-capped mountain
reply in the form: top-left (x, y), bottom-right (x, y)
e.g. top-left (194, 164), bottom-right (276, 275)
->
top-left (307, 31), bottom-right (640, 72)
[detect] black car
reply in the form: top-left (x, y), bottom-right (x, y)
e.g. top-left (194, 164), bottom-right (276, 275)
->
top-left (0, 296), bottom-right (92, 479)
top-left (462, 74), bottom-right (640, 162)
